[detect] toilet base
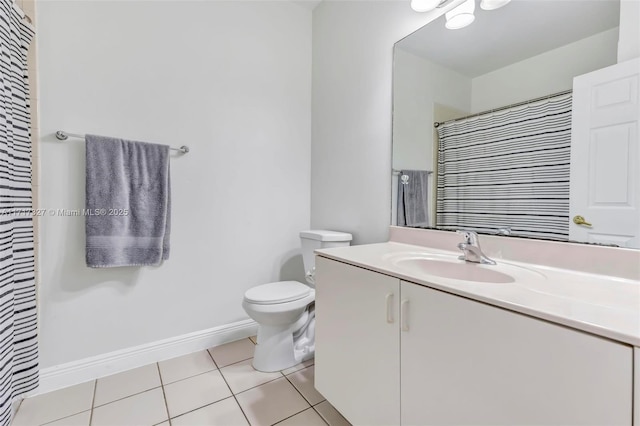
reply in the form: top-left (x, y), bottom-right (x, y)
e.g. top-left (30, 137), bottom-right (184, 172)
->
top-left (252, 321), bottom-right (315, 372)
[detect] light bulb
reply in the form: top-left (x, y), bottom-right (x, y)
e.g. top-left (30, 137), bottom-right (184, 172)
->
top-left (480, 0), bottom-right (511, 10)
top-left (445, 0), bottom-right (475, 29)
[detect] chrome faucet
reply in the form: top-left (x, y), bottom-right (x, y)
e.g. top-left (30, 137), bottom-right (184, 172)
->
top-left (497, 227), bottom-right (512, 236)
top-left (456, 230), bottom-right (496, 265)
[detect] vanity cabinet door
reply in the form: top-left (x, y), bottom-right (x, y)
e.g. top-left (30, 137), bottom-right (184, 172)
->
top-left (400, 281), bottom-right (633, 426)
top-left (315, 257), bottom-right (401, 426)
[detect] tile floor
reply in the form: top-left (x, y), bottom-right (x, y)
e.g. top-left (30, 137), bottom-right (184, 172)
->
top-left (12, 337), bottom-right (351, 426)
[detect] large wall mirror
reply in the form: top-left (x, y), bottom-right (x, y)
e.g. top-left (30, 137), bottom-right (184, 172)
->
top-left (392, 0), bottom-right (640, 248)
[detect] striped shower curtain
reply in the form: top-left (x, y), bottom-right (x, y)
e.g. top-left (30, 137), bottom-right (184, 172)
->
top-left (436, 93), bottom-right (572, 241)
top-left (0, 1), bottom-right (37, 424)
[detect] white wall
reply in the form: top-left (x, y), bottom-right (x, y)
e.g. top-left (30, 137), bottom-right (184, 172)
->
top-left (618, 0), bottom-right (640, 62)
top-left (392, 49), bottom-right (471, 171)
top-left (311, 0), bottom-right (463, 244)
top-left (471, 28), bottom-right (619, 112)
top-left (36, 1), bottom-right (311, 368)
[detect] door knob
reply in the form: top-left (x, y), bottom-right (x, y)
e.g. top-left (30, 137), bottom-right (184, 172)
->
top-left (573, 215), bottom-right (592, 227)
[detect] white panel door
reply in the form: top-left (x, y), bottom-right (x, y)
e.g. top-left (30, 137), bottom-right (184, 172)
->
top-left (314, 257), bottom-right (400, 425)
top-left (400, 281), bottom-right (633, 425)
top-left (570, 58), bottom-right (640, 247)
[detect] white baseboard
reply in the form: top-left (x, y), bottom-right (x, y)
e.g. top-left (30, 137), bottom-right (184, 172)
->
top-left (38, 319), bottom-right (258, 395)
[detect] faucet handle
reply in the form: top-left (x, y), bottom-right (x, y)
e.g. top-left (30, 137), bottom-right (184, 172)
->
top-left (497, 227), bottom-right (512, 236)
top-left (456, 230), bottom-right (479, 245)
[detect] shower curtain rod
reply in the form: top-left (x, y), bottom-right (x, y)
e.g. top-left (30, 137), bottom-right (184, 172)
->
top-left (433, 89), bottom-right (573, 128)
top-left (392, 169), bottom-right (433, 175)
top-left (55, 130), bottom-right (190, 154)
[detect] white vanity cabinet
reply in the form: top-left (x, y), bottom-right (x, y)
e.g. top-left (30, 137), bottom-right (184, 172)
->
top-left (315, 256), bottom-right (634, 426)
top-left (314, 257), bottom-right (401, 425)
top-left (401, 281), bottom-right (632, 425)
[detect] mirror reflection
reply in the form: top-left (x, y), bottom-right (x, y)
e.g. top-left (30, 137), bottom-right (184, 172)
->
top-left (392, 0), bottom-right (640, 248)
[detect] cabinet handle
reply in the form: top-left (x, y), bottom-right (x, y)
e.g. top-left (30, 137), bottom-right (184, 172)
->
top-left (385, 293), bottom-right (394, 323)
top-left (401, 299), bottom-right (410, 332)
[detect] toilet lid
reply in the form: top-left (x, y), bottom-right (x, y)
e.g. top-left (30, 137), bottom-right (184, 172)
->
top-left (244, 281), bottom-right (312, 305)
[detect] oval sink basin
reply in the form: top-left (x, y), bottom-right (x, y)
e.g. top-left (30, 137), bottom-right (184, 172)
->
top-left (383, 252), bottom-right (546, 284)
top-left (395, 258), bottom-right (516, 283)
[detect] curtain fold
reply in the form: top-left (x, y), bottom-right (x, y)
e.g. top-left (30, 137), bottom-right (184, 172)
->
top-left (436, 94), bottom-right (572, 241)
top-left (0, 1), bottom-right (37, 424)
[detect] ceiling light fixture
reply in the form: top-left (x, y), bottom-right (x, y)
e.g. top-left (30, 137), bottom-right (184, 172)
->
top-left (445, 0), bottom-right (475, 30)
top-left (480, 0), bottom-right (511, 10)
top-left (410, 0), bottom-right (442, 12)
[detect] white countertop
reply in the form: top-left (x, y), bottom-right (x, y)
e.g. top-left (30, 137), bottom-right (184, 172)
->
top-left (316, 242), bottom-right (640, 347)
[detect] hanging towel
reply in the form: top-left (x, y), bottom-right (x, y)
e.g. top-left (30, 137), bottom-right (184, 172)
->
top-left (398, 170), bottom-right (430, 227)
top-left (85, 134), bottom-right (171, 267)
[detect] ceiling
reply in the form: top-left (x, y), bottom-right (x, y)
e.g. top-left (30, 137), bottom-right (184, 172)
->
top-left (396, 0), bottom-right (620, 78)
top-left (293, 0), bottom-right (323, 11)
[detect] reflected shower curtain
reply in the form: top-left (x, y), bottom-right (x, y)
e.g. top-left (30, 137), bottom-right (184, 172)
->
top-left (0, 1), bottom-right (37, 424)
top-left (436, 94), bottom-right (572, 241)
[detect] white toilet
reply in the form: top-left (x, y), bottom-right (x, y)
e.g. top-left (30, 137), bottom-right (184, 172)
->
top-left (242, 230), bottom-right (352, 372)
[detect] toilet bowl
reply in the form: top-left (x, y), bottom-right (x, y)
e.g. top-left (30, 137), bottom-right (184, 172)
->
top-left (242, 230), bottom-right (352, 372)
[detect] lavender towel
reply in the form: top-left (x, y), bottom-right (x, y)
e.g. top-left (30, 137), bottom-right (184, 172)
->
top-left (85, 134), bottom-right (171, 267)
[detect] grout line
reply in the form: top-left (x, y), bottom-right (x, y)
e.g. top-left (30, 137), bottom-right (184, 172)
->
top-left (207, 336), bottom-right (259, 369)
top-left (231, 375), bottom-right (285, 397)
top-left (167, 395), bottom-right (236, 422)
top-left (91, 385), bottom-right (164, 409)
top-left (214, 355), bottom-right (254, 370)
top-left (282, 368), bottom-right (315, 406)
top-left (205, 348), bottom-right (220, 371)
top-left (39, 410), bottom-right (92, 426)
top-left (88, 379), bottom-right (97, 425)
top-left (284, 365), bottom-right (330, 426)
top-left (156, 363), bottom-right (172, 426)
top-left (219, 360), bottom-right (317, 398)
top-left (206, 348), bottom-right (221, 370)
top-left (311, 404), bottom-right (331, 426)
top-left (271, 406), bottom-right (316, 425)
top-left (274, 366), bottom-right (326, 425)
top-left (205, 349), bottom-right (252, 425)
top-left (159, 367), bottom-right (218, 387)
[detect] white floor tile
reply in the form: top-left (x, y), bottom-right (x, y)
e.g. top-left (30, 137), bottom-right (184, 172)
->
top-left (158, 350), bottom-right (217, 384)
top-left (91, 387), bottom-right (167, 426)
top-left (13, 345), bottom-right (328, 426)
top-left (277, 408), bottom-right (327, 426)
top-left (314, 401), bottom-right (351, 426)
top-left (220, 359), bottom-right (282, 394)
top-left (286, 366), bottom-right (325, 405)
top-left (41, 410), bottom-right (91, 426)
top-left (208, 338), bottom-right (256, 368)
top-left (235, 377), bottom-right (309, 426)
top-left (94, 363), bottom-right (161, 406)
top-left (281, 358), bottom-right (314, 376)
top-left (171, 397), bottom-right (248, 426)
top-left (12, 381), bottom-right (95, 426)
top-left (163, 370), bottom-right (232, 418)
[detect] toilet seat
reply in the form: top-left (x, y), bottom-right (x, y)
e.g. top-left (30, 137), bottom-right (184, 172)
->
top-left (244, 281), bottom-right (311, 305)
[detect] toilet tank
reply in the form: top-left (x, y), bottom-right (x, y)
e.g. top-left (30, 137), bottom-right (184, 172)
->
top-left (300, 230), bottom-right (352, 284)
